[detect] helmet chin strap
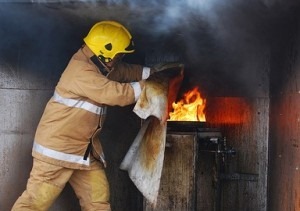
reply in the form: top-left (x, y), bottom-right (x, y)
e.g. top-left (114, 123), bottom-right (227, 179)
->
top-left (91, 54), bottom-right (124, 76)
top-left (98, 57), bottom-right (113, 72)
top-left (90, 55), bottom-right (111, 76)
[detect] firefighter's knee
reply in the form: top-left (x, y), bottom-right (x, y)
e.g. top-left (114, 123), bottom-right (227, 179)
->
top-left (12, 181), bottom-right (62, 211)
top-left (70, 168), bottom-right (111, 211)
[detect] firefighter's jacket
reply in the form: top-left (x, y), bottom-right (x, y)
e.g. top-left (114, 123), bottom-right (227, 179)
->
top-left (32, 45), bottom-right (151, 170)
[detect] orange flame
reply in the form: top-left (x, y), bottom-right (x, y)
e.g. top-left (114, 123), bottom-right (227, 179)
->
top-left (168, 87), bottom-right (206, 121)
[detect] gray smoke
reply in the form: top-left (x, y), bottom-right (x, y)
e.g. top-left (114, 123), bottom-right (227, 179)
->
top-left (1, 0), bottom-right (299, 95)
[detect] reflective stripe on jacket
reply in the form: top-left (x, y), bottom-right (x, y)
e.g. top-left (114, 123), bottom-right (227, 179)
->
top-left (32, 45), bottom-right (149, 170)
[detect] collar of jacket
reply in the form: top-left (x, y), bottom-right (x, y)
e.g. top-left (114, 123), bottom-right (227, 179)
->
top-left (81, 45), bottom-right (109, 77)
top-left (82, 44), bottom-right (94, 58)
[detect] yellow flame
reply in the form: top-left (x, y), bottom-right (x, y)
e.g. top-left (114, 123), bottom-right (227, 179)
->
top-left (168, 87), bottom-right (206, 121)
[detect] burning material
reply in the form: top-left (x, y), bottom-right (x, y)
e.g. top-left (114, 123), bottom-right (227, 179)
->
top-left (168, 87), bottom-right (206, 121)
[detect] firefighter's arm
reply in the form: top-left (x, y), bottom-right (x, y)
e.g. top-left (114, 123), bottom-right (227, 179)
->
top-left (150, 62), bottom-right (184, 74)
top-left (109, 62), bottom-right (148, 82)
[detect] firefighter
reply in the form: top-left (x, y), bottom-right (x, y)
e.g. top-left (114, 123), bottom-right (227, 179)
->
top-left (12, 20), bottom-right (158, 211)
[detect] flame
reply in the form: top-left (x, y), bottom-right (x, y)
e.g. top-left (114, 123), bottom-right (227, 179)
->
top-left (168, 87), bottom-right (206, 121)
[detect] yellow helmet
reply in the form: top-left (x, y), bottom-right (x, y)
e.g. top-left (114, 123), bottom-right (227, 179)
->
top-left (84, 21), bottom-right (135, 63)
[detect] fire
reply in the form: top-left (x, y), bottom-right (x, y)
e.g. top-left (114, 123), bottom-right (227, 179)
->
top-left (168, 87), bottom-right (206, 121)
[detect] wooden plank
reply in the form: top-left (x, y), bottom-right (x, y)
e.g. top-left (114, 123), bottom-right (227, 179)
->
top-left (205, 97), bottom-right (268, 211)
top-left (144, 133), bottom-right (197, 211)
top-left (197, 148), bottom-right (215, 211)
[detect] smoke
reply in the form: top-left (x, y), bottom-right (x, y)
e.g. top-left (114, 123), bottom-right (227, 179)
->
top-left (105, 0), bottom-right (274, 96)
top-left (1, 0), bottom-right (299, 95)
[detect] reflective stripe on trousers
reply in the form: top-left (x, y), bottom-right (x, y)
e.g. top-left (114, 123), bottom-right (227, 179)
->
top-left (33, 141), bottom-right (91, 166)
top-left (12, 158), bottom-right (111, 211)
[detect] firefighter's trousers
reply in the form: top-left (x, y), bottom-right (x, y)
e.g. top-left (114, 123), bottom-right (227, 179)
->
top-left (12, 158), bottom-right (111, 211)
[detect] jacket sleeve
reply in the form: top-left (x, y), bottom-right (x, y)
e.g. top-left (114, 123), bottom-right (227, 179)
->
top-left (107, 62), bottom-right (151, 82)
top-left (58, 63), bottom-right (142, 107)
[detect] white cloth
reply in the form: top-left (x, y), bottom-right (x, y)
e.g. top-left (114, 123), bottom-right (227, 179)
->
top-left (120, 78), bottom-right (169, 205)
top-left (120, 64), bottom-right (184, 206)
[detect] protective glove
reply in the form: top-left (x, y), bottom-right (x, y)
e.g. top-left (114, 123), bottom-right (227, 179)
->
top-left (150, 62), bottom-right (184, 74)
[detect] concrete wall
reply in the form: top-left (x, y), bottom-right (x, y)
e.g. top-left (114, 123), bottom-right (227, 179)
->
top-left (0, 4), bottom-right (83, 210)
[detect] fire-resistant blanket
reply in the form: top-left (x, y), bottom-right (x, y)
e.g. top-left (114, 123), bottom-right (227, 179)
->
top-left (120, 63), bottom-right (184, 206)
